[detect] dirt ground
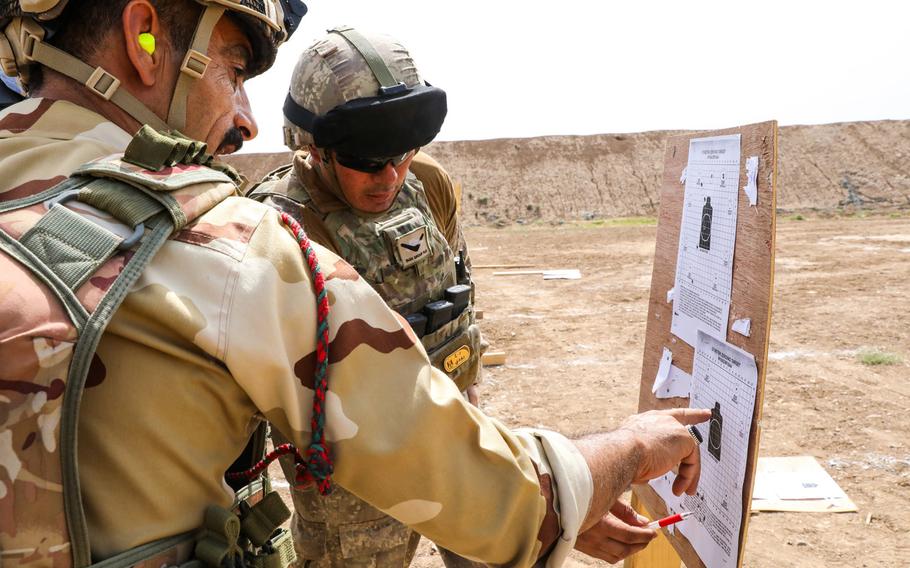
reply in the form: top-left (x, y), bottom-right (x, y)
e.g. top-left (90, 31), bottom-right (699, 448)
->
top-left (274, 214), bottom-right (910, 567)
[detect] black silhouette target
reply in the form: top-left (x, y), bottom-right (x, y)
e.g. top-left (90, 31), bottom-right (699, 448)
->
top-left (708, 401), bottom-right (723, 461)
top-left (699, 196), bottom-right (713, 251)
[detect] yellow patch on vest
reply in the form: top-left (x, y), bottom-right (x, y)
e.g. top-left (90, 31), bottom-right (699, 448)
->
top-left (443, 346), bottom-right (471, 373)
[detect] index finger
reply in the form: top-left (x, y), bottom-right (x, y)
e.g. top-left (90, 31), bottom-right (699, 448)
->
top-left (601, 515), bottom-right (657, 544)
top-left (664, 407), bottom-right (712, 425)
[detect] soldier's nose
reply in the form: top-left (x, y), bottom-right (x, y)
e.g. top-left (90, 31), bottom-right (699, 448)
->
top-left (235, 85), bottom-right (258, 141)
top-left (373, 162), bottom-right (398, 183)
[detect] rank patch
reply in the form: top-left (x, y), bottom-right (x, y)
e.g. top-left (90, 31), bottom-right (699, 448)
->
top-left (395, 226), bottom-right (430, 268)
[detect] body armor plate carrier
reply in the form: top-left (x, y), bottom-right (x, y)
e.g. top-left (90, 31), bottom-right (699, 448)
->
top-left (0, 126), bottom-right (292, 568)
top-left (251, 170), bottom-right (482, 392)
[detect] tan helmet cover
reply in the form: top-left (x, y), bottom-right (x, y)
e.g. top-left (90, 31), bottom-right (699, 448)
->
top-left (284, 26), bottom-right (424, 150)
top-left (204, 0), bottom-right (292, 77)
top-left (0, 0), bottom-right (67, 83)
top-left (1, 0), bottom-right (69, 20)
top-left (0, 0), bottom-right (296, 132)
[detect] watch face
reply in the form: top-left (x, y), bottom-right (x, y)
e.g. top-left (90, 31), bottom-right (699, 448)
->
top-left (709, 401), bottom-right (723, 461)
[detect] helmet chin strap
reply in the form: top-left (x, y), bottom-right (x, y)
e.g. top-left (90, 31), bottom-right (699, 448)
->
top-left (310, 149), bottom-right (352, 208)
top-left (22, 20), bottom-right (170, 131)
top-left (329, 26), bottom-right (406, 96)
top-left (166, 4), bottom-right (224, 132)
top-left (19, 4), bottom-right (225, 136)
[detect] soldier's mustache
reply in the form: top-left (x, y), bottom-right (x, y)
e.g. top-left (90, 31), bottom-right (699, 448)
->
top-left (217, 127), bottom-right (244, 154)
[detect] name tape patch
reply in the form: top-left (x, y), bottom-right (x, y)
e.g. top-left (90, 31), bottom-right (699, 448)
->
top-left (395, 226), bottom-right (430, 268)
top-left (444, 346), bottom-right (471, 373)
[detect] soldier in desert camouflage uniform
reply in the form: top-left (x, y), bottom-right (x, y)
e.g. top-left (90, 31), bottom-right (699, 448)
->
top-left (0, 2), bottom-right (711, 568)
top-left (249, 28), bottom-right (485, 568)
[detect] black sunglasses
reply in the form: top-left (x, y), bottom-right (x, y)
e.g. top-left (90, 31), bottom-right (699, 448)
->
top-left (333, 150), bottom-right (415, 174)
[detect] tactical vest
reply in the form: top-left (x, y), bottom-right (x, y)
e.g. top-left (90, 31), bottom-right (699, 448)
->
top-left (0, 127), bottom-right (294, 568)
top-left (252, 170), bottom-right (482, 392)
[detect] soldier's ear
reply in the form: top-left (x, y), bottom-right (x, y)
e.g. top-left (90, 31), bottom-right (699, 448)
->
top-left (309, 145), bottom-right (329, 164)
top-left (122, 0), bottom-right (162, 87)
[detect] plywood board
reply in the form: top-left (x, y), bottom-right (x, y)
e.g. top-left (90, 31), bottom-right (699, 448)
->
top-left (624, 493), bottom-right (682, 568)
top-left (633, 121), bottom-right (778, 568)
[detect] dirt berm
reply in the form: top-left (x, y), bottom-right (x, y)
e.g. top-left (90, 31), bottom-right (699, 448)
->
top-left (226, 119), bottom-right (910, 225)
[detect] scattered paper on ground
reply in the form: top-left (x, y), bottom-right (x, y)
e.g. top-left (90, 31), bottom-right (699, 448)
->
top-left (493, 269), bottom-right (581, 280)
top-left (543, 269), bottom-right (581, 280)
top-left (473, 264), bottom-right (535, 269)
top-left (751, 456), bottom-right (857, 513)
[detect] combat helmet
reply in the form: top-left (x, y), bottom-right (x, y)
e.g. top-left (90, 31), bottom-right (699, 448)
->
top-left (0, 0), bottom-right (307, 132)
top-left (283, 26), bottom-right (447, 158)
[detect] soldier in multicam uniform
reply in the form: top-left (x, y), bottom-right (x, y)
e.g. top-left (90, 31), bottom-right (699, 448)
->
top-left (0, 1), bottom-right (712, 568)
top-left (0, 72), bottom-right (23, 109)
top-left (249, 28), bottom-right (485, 568)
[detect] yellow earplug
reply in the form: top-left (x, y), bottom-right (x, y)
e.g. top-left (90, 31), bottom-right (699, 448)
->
top-left (138, 32), bottom-right (156, 55)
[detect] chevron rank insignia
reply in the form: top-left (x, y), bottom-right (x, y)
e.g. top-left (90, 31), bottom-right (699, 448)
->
top-left (395, 226), bottom-right (430, 268)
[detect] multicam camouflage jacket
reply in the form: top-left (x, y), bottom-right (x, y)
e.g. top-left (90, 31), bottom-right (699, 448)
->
top-left (0, 99), bottom-right (592, 568)
top-left (249, 152), bottom-right (482, 392)
top-left (249, 152), bottom-right (486, 568)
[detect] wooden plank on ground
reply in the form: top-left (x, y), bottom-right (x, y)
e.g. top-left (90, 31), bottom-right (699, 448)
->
top-left (482, 351), bottom-right (506, 366)
top-left (473, 264), bottom-right (536, 269)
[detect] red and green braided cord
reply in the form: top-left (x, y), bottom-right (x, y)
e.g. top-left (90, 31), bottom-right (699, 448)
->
top-left (226, 212), bottom-right (333, 495)
top-left (283, 212), bottom-right (333, 495)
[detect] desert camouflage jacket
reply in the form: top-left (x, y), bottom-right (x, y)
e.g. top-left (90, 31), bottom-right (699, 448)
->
top-left (0, 99), bottom-right (592, 567)
top-left (249, 152), bottom-right (484, 391)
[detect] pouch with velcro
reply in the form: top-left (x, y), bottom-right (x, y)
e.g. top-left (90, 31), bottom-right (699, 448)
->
top-left (425, 308), bottom-right (483, 392)
top-left (289, 517), bottom-right (328, 560)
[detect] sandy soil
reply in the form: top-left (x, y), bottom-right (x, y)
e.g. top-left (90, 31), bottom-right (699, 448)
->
top-left (435, 215), bottom-right (908, 567)
top-left (273, 214), bottom-right (910, 567)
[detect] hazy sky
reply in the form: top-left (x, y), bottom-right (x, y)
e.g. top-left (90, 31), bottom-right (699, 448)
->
top-left (241, 0), bottom-right (910, 153)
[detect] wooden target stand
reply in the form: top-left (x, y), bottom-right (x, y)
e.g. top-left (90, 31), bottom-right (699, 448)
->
top-left (624, 121), bottom-right (778, 568)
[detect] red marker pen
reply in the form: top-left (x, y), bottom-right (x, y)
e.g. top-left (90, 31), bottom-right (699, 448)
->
top-left (646, 511), bottom-right (694, 529)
